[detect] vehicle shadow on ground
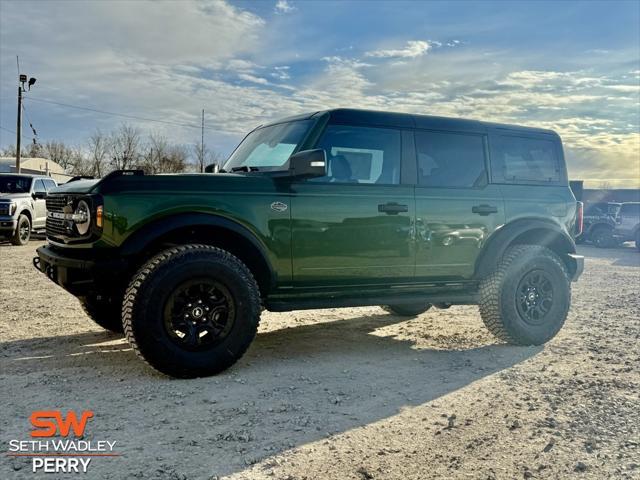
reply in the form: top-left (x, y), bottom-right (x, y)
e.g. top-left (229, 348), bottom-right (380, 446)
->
top-left (0, 311), bottom-right (541, 479)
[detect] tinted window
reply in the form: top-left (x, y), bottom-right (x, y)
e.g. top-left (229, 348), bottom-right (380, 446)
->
top-left (0, 176), bottom-right (32, 193)
top-left (416, 131), bottom-right (486, 188)
top-left (313, 125), bottom-right (401, 184)
top-left (491, 135), bottom-right (560, 183)
top-left (620, 203), bottom-right (640, 217)
top-left (43, 179), bottom-right (57, 191)
top-left (33, 179), bottom-right (46, 194)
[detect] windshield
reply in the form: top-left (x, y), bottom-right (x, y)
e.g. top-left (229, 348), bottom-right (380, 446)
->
top-left (0, 176), bottom-right (32, 194)
top-left (223, 120), bottom-right (314, 172)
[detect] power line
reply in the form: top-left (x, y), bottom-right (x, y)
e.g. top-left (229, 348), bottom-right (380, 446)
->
top-left (25, 96), bottom-right (218, 132)
top-left (0, 125), bottom-right (17, 135)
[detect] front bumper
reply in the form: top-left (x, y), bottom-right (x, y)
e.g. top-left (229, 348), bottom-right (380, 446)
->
top-left (34, 245), bottom-right (127, 296)
top-left (0, 217), bottom-right (17, 233)
top-left (567, 253), bottom-right (584, 282)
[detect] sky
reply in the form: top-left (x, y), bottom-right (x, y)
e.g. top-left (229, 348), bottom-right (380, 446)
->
top-left (0, 0), bottom-right (639, 187)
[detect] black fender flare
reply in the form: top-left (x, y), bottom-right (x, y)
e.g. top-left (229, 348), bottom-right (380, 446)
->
top-left (474, 218), bottom-right (577, 279)
top-left (119, 212), bottom-right (276, 286)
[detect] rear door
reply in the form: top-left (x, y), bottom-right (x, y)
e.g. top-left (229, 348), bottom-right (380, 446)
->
top-left (413, 129), bottom-right (504, 279)
top-left (290, 124), bottom-right (415, 287)
top-left (618, 203), bottom-right (640, 238)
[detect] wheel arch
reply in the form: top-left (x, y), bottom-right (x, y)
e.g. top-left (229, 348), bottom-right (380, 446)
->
top-left (119, 213), bottom-right (276, 297)
top-left (475, 218), bottom-right (577, 279)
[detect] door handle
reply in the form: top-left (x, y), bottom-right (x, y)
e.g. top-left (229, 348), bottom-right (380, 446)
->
top-left (472, 204), bottom-right (498, 216)
top-left (378, 202), bottom-right (408, 215)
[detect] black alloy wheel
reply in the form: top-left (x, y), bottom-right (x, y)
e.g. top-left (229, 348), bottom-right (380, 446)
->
top-left (164, 280), bottom-right (236, 350)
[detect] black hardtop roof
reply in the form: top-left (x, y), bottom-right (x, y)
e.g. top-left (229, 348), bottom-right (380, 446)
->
top-left (263, 108), bottom-right (558, 136)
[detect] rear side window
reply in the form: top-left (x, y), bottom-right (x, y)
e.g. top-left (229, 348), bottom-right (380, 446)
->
top-left (415, 131), bottom-right (487, 188)
top-left (312, 125), bottom-right (401, 184)
top-left (620, 203), bottom-right (640, 217)
top-left (491, 135), bottom-right (561, 184)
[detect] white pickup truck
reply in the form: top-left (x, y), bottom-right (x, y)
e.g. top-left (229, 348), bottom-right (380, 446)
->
top-left (0, 173), bottom-right (57, 245)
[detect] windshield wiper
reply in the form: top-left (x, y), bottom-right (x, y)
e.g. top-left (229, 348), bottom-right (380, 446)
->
top-left (231, 166), bottom-right (260, 173)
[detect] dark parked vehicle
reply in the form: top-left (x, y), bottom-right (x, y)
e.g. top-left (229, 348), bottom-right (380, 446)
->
top-left (612, 202), bottom-right (640, 250)
top-left (577, 202), bottom-right (620, 247)
top-left (34, 109), bottom-right (583, 378)
top-left (0, 173), bottom-right (57, 245)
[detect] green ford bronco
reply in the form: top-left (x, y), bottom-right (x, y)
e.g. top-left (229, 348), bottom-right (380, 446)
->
top-left (35, 109), bottom-right (584, 378)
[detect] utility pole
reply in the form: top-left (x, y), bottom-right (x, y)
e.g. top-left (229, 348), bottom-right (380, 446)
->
top-left (201, 109), bottom-right (205, 173)
top-left (15, 57), bottom-right (37, 174)
top-left (16, 81), bottom-right (22, 173)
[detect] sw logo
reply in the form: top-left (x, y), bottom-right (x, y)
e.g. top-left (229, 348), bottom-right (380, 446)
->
top-left (30, 410), bottom-right (94, 437)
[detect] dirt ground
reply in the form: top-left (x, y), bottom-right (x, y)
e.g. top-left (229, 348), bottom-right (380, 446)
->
top-left (1, 240), bottom-right (638, 480)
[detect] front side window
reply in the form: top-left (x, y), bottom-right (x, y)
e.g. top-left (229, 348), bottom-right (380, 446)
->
top-left (491, 135), bottom-right (560, 183)
top-left (33, 179), bottom-right (46, 194)
top-left (43, 179), bottom-right (57, 191)
top-left (224, 120), bottom-right (314, 172)
top-left (0, 176), bottom-right (32, 193)
top-left (416, 131), bottom-right (487, 188)
top-left (312, 125), bottom-right (401, 184)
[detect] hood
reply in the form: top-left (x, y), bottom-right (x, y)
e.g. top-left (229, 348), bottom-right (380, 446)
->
top-left (0, 192), bottom-right (30, 201)
top-left (49, 179), bottom-right (100, 195)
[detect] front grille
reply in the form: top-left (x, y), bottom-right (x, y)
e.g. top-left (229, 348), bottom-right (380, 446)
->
top-left (46, 194), bottom-right (76, 241)
top-left (46, 217), bottom-right (73, 238)
top-left (0, 204), bottom-right (10, 216)
top-left (46, 195), bottom-right (69, 212)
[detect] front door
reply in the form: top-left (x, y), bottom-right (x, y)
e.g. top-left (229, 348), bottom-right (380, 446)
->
top-left (413, 129), bottom-right (504, 279)
top-left (290, 124), bottom-right (414, 287)
top-left (31, 179), bottom-right (47, 229)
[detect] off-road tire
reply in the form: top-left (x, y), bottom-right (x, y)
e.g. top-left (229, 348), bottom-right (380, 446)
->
top-left (591, 225), bottom-right (615, 248)
top-left (383, 303), bottom-right (431, 317)
top-left (79, 295), bottom-right (124, 333)
top-left (11, 214), bottom-right (30, 245)
top-left (122, 244), bottom-right (261, 378)
top-left (479, 245), bottom-right (570, 345)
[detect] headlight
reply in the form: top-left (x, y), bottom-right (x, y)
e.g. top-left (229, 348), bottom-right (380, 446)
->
top-left (9, 202), bottom-right (17, 216)
top-left (74, 200), bottom-right (91, 235)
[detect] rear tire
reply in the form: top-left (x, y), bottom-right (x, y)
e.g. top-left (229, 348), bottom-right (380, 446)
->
top-left (79, 295), bottom-right (124, 333)
top-left (591, 226), bottom-right (615, 248)
top-left (122, 245), bottom-right (261, 378)
top-left (11, 214), bottom-right (30, 245)
top-left (479, 245), bottom-right (570, 345)
top-left (383, 303), bottom-right (431, 317)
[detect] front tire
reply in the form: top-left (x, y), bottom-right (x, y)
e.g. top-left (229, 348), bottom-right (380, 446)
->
top-left (383, 303), bottom-right (431, 317)
top-left (479, 245), bottom-right (570, 346)
top-left (122, 245), bottom-right (261, 378)
top-left (11, 214), bottom-right (31, 245)
top-left (79, 295), bottom-right (124, 333)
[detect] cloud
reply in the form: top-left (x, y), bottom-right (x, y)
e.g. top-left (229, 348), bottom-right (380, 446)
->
top-left (274, 0), bottom-right (295, 14)
top-left (237, 73), bottom-right (270, 85)
top-left (365, 40), bottom-right (431, 59)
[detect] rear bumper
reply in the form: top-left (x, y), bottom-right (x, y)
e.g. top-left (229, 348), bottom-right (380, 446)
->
top-left (567, 253), bottom-right (584, 282)
top-left (34, 245), bottom-right (128, 296)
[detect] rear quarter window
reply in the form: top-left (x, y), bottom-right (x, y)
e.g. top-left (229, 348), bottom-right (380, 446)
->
top-left (490, 134), bottom-right (562, 184)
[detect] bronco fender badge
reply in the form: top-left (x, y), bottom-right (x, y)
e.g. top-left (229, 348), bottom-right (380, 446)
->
top-left (270, 201), bottom-right (288, 212)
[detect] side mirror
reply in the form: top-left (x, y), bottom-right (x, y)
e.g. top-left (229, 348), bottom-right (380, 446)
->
top-left (204, 163), bottom-right (219, 173)
top-left (32, 191), bottom-right (47, 200)
top-left (289, 149), bottom-right (327, 179)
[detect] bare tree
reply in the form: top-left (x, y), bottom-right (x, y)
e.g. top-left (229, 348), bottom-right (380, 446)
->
top-left (109, 124), bottom-right (141, 170)
top-left (87, 129), bottom-right (109, 177)
top-left (41, 140), bottom-right (75, 171)
top-left (192, 142), bottom-right (223, 172)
